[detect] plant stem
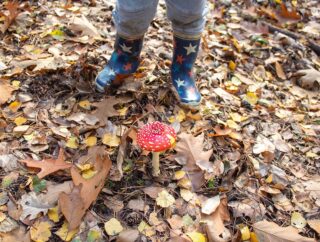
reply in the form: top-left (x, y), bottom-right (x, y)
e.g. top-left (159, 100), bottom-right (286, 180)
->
top-left (151, 152), bottom-right (160, 176)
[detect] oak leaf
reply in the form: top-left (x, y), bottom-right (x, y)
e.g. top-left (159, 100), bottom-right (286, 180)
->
top-left (253, 220), bottom-right (315, 242)
top-left (0, 80), bottom-right (14, 105)
top-left (174, 133), bottom-right (213, 190)
top-left (0, 1), bottom-right (20, 33)
top-left (59, 147), bottom-right (111, 230)
top-left (92, 96), bottom-right (133, 125)
top-left (20, 149), bottom-right (72, 179)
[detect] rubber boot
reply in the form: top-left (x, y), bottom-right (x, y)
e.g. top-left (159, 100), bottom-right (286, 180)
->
top-left (171, 35), bottom-right (201, 106)
top-left (95, 35), bottom-right (143, 92)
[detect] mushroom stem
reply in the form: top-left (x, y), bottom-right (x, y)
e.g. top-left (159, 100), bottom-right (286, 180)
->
top-left (151, 152), bottom-right (160, 176)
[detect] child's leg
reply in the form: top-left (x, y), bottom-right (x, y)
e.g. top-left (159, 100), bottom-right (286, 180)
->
top-left (165, 0), bottom-right (207, 106)
top-left (113, 0), bottom-right (159, 38)
top-left (96, 0), bottom-right (159, 92)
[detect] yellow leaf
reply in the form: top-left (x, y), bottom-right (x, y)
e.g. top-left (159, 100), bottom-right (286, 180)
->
top-left (117, 106), bottom-right (128, 116)
top-left (79, 100), bottom-right (91, 110)
top-left (180, 189), bottom-right (194, 202)
top-left (104, 218), bottom-right (123, 236)
top-left (244, 92), bottom-right (258, 105)
top-left (30, 220), bottom-right (52, 242)
top-left (176, 109), bottom-right (186, 122)
top-left (250, 232), bottom-right (259, 242)
top-left (48, 206), bottom-right (60, 223)
top-left (66, 136), bottom-right (79, 149)
top-left (156, 190), bottom-right (175, 208)
top-left (76, 163), bottom-right (93, 171)
top-left (186, 231), bottom-right (207, 242)
top-left (85, 136), bottom-right (97, 147)
top-left (228, 131), bottom-right (242, 141)
top-left (87, 229), bottom-right (102, 241)
top-left (14, 116), bottom-right (27, 126)
top-left (0, 212), bottom-right (6, 222)
top-left (229, 60), bottom-right (236, 71)
top-left (102, 133), bottom-right (120, 147)
top-left (9, 101), bottom-right (21, 112)
top-left (174, 170), bottom-right (186, 180)
top-left (265, 174), bottom-right (273, 183)
top-left (177, 177), bottom-right (192, 190)
top-left (11, 80), bottom-right (20, 88)
top-left (138, 221), bottom-right (156, 237)
top-left (226, 119), bottom-right (240, 131)
top-left (291, 212), bottom-right (307, 229)
top-left (55, 221), bottom-right (78, 241)
top-left (240, 225), bottom-right (251, 240)
top-left (82, 168), bottom-right (97, 179)
top-left (230, 112), bottom-right (247, 123)
top-left (50, 29), bottom-right (64, 40)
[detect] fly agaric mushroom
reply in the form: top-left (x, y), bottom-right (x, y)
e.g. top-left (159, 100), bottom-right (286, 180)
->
top-left (137, 121), bottom-right (176, 176)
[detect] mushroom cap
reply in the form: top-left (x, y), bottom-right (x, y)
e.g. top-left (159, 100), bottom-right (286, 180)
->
top-left (137, 121), bottom-right (177, 152)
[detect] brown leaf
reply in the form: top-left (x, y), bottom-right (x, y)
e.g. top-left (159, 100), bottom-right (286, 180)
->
top-left (20, 149), bottom-right (72, 179)
top-left (174, 133), bottom-right (213, 191)
top-left (203, 197), bottom-right (231, 242)
top-left (115, 127), bottom-right (137, 181)
top-left (275, 62), bottom-right (286, 80)
top-left (92, 96), bottom-right (133, 125)
top-left (0, 80), bottom-right (14, 105)
top-left (0, 1), bottom-right (20, 33)
top-left (253, 220), bottom-right (316, 242)
top-left (59, 147), bottom-right (111, 230)
top-left (59, 185), bottom-right (85, 231)
top-left (277, 3), bottom-right (301, 23)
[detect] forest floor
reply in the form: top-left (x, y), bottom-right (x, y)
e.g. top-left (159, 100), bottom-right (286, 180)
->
top-left (0, 0), bottom-right (319, 241)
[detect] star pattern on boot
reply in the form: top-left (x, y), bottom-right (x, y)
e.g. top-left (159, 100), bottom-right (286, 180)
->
top-left (175, 78), bottom-right (186, 88)
top-left (123, 63), bottom-right (132, 71)
top-left (120, 43), bottom-right (132, 53)
top-left (184, 43), bottom-right (197, 55)
top-left (176, 55), bottom-right (185, 64)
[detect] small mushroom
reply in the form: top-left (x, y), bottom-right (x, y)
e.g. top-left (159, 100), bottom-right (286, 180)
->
top-left (137, 121), bottom-right (176, 176)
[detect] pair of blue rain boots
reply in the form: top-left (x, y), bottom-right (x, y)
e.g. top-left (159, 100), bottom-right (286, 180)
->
top-left (95, 35), bottom-right (201, 106)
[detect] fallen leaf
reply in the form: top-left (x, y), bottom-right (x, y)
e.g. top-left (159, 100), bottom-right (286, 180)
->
top-left (117, 229), bottom-right (140, 242)
top-left (30, 220), bottom-right (52, 242)
top-left (0, 216), bottom-right (18, 233)
top-left (0, 80), bottom-right (14, 105)
top-left (291, 212), bottom-right (307, 229)
top-left (239, 225), bottom-right (250, 241)
top-left (307, 220), bottom-right (320, 234)
top-left (84, 136), bottom-right (97, 147)
top-left (55, 220), bottom-right (78, 241)
top-left (59, 148), bottom-right (111, 229)
top-left (19, 192), bottom-right (52, 220)
top-left (275, 62), bottom-right (286, 80)
top-left (104, 218), bottom-right (123, 236)
top-left (102, 133), bottom-right (120, 147)
top-left (92, 96), bottom-right (133, 125)
top-left (156, 190), bottom-right (175, 208)
top-left (253, 220), bottom-right (315, 242)
top-left (0, 1), bottom-right (20, 33)
top-left (203, 197), bottom-right (231, 242)
top-left (186, 231), bottom-right (207, 242)
top-left (201, 195), bottom-right (220, 215)
top-left (20, 149), bottom-right (72, 179)
top-left (174, 133), bottom-right (213, 190)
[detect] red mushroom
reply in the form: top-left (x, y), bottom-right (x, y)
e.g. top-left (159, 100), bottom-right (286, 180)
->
top-left (137, 121), bottom-right (177, 176)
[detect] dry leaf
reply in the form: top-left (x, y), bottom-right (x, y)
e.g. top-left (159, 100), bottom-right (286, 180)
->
top-left (253, 220), bottom-right (315, 242)
top-left (20, 149), bottom-right (72, 179)
top-left (55, 221), bottom-right (78, 241)
top-left (0, 80), bottom-right (14, 105)
top-left (30, 220), bottom-right (52, 242)
top-left (201, 195), bottom-right (220, 215)
top-left (92, 96), bottom-right (133, 125)
top-left (291, 212), bottom-right (307, 229)
top-left (156, 190), bottom-right (175, 208)
top-left (104, 218), bottom-right (123, 236)
top-left (59, 148), bottom-right (111, 230)
top-left (275, 62), bottom-right (286, 80)
top-left (174, 133), bottom-right (213, 190)
top-left (0, 1), bottom-right (20, 33)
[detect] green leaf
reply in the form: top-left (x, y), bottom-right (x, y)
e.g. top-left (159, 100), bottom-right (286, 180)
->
top-left (32, 176), bottom-right (46, 193)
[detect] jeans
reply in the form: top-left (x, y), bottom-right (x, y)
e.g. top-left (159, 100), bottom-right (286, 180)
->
top-left (113, 0), bottom-right (208, 39)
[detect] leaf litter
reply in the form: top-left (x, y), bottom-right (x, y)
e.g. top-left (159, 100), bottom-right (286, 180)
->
top-left (0, 0), bottom-right (319, 241)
